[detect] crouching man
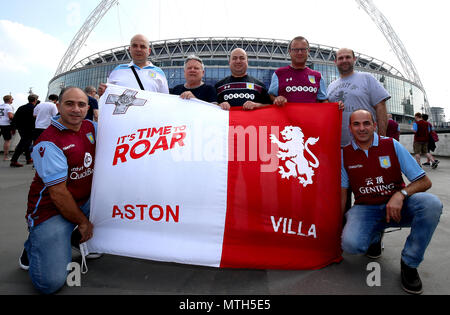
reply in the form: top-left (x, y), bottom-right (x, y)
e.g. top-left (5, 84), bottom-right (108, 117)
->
top-left (341, 109), bottom-right (442, 294)
top-left (20, 87), bottom-right (98, 294)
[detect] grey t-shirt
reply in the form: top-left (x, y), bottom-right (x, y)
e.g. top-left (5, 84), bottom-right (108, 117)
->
top-left (327, 72), bottom-right (391, 147)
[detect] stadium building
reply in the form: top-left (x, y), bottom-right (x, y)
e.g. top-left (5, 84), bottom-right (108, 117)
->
top-left (48, 37), bottom-right (426, 124)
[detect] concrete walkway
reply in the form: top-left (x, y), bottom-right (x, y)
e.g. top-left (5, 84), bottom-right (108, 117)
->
top-left (0, 156), bottom-right (448, 295)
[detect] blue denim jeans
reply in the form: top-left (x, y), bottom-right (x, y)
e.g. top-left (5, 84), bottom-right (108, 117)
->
top-left (24, 200), bottom-right (90, 295)
top-left (342, 192), bottom-right (442, 268)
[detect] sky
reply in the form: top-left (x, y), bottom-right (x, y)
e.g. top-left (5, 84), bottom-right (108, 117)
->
top-left (1, 0), bottom-right (449, 120)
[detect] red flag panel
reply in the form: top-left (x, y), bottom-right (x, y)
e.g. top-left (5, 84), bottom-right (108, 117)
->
top-left (221, 103), bottom-right (343, 270)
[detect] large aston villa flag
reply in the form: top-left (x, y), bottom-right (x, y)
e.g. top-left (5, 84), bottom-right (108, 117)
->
top-left (86, 84), bottom-right (343, 270)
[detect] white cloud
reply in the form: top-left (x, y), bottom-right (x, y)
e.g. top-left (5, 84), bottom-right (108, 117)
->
top-left (0, 50), bottom-right (28, 73)
top-left (0, 20), bottom-right (66, 72)
top-left (0, 20), bottom-right (67, 101)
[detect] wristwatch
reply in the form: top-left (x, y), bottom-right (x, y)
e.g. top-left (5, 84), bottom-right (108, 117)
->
top-left (400, 189), bottom-right (409, 199)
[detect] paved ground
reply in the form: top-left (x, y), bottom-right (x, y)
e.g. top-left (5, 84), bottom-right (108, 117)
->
top-left (0, 155), bottom-right (449, 296)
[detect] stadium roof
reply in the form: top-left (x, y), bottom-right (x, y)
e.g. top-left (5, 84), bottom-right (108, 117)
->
top-left (70, 37), bottom-right (404, 79)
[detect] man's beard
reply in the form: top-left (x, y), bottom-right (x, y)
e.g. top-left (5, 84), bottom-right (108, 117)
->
top-left (339, 64), bottom-right (354, 75)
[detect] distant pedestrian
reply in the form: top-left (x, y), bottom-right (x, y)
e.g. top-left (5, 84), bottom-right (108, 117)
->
top-left (421, 114), bottom-right (439, 167)
top-left (386, 114), bottom-right (400, 141)
top-left (33, 94), bottom-right (58, 141)
top-left (10, 94), bottom-right (39, 167)
top-left (0, 95), bottom-right (15, 160)
top-left (413, 112), bottom-right (438, 169)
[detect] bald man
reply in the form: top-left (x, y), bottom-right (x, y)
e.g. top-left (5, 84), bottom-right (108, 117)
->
top-left (341, 109), bottom-right (442, 295)
top-left (98, 34), bottom-right (169, 96)
top-left (215, 48), bottom-right (271, 111)
top-left (328, 48), bottom-right (390, 147)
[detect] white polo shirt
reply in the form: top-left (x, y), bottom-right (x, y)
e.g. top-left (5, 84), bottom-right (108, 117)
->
top-left (107, 62), bottom-right (169, 94)
top-left (0, 103), bottom-right (14, 126)
top-left (34, 101), bottom-right (58, 129)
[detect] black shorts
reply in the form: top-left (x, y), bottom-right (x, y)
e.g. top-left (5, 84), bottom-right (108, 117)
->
top-left (0, 125), bottom-right (12, 141)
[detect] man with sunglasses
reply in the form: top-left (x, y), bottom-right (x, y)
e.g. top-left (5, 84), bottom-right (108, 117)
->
top-left (269, 36), bottom-right (328, 106)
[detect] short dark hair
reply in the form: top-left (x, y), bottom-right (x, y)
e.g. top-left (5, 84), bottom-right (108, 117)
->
top-left (415, 112), bottom-right (422, 118)
top-left (48, 94), bottom-right (59, 102)
top-left (422, 114), bottom-right (429, 121)
top-left (28, 94), bottom-right (39, 103)
top-left (289, 36), bottom-right (310, 50)
top-left (336, 48), bottom-right (356, 59)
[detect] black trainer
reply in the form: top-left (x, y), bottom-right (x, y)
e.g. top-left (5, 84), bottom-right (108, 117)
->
top-left (401, 260), bottom-right (423, 295)
top-left (422, 162), bottom-right (431, 166)
top-left (431, 160), bottom-right (440, 169)
top-left (366, 233), bottom-right (384, 259)
top-left (19, 248), bottom-right (29, 271)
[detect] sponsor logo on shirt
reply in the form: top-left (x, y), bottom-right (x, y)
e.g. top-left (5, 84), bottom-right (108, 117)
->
top-left (359, 176), bottom-right (395, 196)
top-left (224, 93), bottom-right (255, 101)
top-left (70, 167), bottom-right (94, 180)
top-left (69, 152), bottom-right (94, 181)
top-left (285, 86), bottom-right (318, 93)
top-left (63, 144), bottom-right (75, 151)
top-left (348, 164), bottom-right (363, 169)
